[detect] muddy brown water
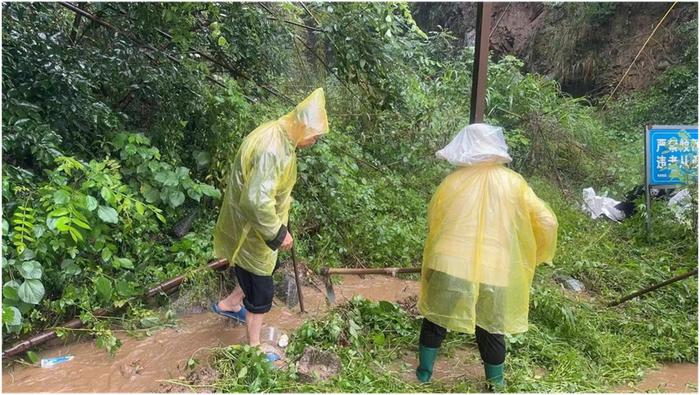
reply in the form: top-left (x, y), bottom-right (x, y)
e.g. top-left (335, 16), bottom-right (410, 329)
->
top-left (2, 275), bottom-right (696, 393)
top-left (615, 363), bottom-right (698, 393)
top-left (1, 275), bottom-right (417, 392)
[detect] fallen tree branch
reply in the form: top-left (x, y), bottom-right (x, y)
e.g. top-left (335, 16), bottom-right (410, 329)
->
top-left (2, 259), bottom-right (230, 359)
top-left (608, 268), bottom-right (698, 307)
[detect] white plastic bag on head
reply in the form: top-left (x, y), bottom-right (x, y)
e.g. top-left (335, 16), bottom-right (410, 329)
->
top-left (436, 123), bottom-right (512, 166)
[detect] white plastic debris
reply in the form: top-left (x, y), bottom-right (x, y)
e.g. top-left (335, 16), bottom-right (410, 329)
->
top-left (41, 355), bottom-right (73, 368)
top-left (278, 334), bottom-right (289, 348)
top-left (554, 274), bottom-right (586, 293)
top-left (669, 189), bottom-right (691, 206)
top-left (582, 187), bottom-right (626, 222)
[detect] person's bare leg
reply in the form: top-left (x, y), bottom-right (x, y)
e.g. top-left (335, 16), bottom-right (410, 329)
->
top-left (246, 312), bottom-right (264, 346)
top-left (218, 285), bottom-right (244, 312)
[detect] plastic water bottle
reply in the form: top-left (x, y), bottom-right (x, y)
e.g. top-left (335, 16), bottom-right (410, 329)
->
top-left (40, 355), bottom-right (73, 368)
top-left (262, 327), bottom-right (280, 345)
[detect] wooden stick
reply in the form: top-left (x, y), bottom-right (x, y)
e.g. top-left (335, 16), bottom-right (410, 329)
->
top-left (1, 308), bottom-right (109, 359)
top-left (320, 267), bottom-right (421, 276)
top-left (288, 219), bottom-right (306, 313)
top-left (146, 259), bottom-right (229, 297)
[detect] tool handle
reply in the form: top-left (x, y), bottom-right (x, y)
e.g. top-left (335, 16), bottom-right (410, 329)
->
top-left (288, 220), bottom-right (305, 313)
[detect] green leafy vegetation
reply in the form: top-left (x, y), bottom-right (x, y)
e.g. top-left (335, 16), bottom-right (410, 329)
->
top-left (1, 1), bottom-right (696, 392)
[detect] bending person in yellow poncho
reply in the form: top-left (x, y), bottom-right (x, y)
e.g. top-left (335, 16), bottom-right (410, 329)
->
top-left (416, 123), bottom-right (558, 387)
top-left (211, 88), bottom-right (328, 360)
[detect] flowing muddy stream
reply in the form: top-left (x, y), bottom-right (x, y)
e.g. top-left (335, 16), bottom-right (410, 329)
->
top-left (2, 274), bottom-right (696, 393)
top-left (2, 275), bottom-right (418, 392)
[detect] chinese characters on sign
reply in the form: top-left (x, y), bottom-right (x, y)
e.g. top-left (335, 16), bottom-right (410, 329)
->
top-left (647, 126), bottom-right (698, 186)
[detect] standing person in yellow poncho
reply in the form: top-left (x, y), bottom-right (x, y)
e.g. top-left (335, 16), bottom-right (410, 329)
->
top-left (211, 88), bottom-right (328, 361)
top-left (415, 123), bottom-right (558, 388)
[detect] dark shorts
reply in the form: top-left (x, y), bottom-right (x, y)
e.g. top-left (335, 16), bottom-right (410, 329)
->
top-left (234, 260), bottom-right (280, 314)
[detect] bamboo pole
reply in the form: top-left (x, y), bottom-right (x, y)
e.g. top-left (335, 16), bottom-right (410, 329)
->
top-left (320, 267), bottom-right (421, 276)
top-left (608, 268), bottom-right (698, 307)
top-left (145, 259), bottom-right (229, 297)
top-left (1, 308), bottom-right (109, 360)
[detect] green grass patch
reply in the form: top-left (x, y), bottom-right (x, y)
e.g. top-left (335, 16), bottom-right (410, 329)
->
top-left (209, 178), bottom-right (697, 393)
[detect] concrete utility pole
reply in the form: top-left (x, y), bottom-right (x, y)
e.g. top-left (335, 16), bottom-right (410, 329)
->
top-left (469, 2), bottom-right (493, 124)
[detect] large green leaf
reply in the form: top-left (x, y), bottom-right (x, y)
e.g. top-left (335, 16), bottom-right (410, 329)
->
top-left (175, 166), bottom-right (190, 179)
top-left (85, 195), bottom-right (99, 211)
top-left (169, 190), bottom-right (185, 207)
top-left (98, 206), bottom-right (119, 224)
top-left (3, 280), bottom-right (20, 301)
top-left (46, 216), bottom-right (58, 231)
top-left (95, 277), bottom-right (112, 302)
top-left (140, 183), bottom-right (161, 203)
top-left (187, 187), bottom-right (202, 202)
top-left (154, 170), bottom-right (169, 184)
top-left (54, 216), bottom-right (71, 231)
top-left (200, 184), bottom-right (221, 199)
top-left (18, 260), bottom-right (42, 279)
top-left (61, 259), bottom-right (82, 276)
top-left (53, 189), bottom-right (71, 205)
top-left (165, 173), bottom-right (178, 187)
top-left (26, 350), bottom-right (39, 364)
top-left (49, 208), bottom-right (69, 218)
top-left (116, 280), bottom-right (133, 297)
top-left (18, 279), bottom-right (45, 304)
top-left (33, 224), bottom-right (45, 238)
top-left (71, 217), bottom-right (91, 230)
top-left (2, 306), bottom-right (21, 326)
top-left (19, 249), bottom-right (36, 261)
top-left (101, 187), bottom-right (114, 205)
top-left (155, 170), bottom-right (178, 187)
top-left (113, 257), bottom-right (134, 269)
top-left (101, 247), bottom-right (113, 262)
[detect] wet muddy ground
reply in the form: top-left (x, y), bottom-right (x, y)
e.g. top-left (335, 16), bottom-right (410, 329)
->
top-left (1, 275), bottom-right (417, 392)
top-left (2, 274), bottom-right (696, 393)
top-left (615, 363), bottom-right (698, 393)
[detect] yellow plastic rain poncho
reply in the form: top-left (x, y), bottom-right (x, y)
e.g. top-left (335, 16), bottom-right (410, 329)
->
top-left (213, 88), bottom-right (329, 276)
top-left (418, 124), bottom-right (558, 335)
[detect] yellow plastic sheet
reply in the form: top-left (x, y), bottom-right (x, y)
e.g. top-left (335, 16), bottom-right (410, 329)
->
top-left (213, 88), bottom-right (328, 276)
top-left (418, 125), bottom-right (558, 335)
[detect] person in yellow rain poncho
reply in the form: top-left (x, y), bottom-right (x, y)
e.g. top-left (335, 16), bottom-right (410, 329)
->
top-left (415, 123), bottom-right (558, 388)
top-left (211, 88), bottom-right (328, 361)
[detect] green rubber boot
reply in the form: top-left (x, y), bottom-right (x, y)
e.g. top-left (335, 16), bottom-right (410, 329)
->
top-left (415, 345), bottom-right (439, 383)
top-left (484, 362), bottom-right (505, 391)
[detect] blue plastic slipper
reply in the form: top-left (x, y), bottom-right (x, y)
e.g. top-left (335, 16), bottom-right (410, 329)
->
top-left (265, 352), bottom-right (281, 363)
top-left (211, 302), bottom-right (247, 324)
